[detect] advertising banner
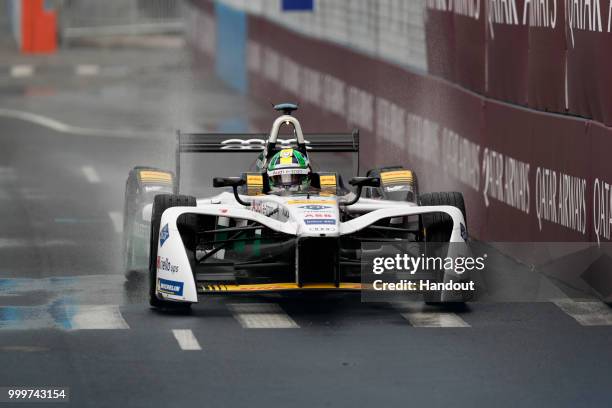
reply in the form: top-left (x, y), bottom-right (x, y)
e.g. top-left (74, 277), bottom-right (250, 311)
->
top-left (526, 0), bottom-right (566, 112)
top-left (565, 0), bottom-right (612, 125)
top-left (452, 2), bottom-right (486, 94)
top-left (424, 2), bottom-right (456, 82)
top-left (485, 0), bottom-right (529, 105)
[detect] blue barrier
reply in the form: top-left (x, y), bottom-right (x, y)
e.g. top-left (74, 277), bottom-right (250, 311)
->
top-left (215, 1), bottom-right (247, 93)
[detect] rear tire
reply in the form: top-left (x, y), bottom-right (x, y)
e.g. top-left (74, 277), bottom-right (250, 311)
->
top-left (149, 194), bottom-right (196, 310)
top-left (123, 166), bottom-right (175, 275)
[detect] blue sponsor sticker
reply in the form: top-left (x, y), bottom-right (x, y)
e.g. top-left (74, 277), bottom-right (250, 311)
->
top-left (304, 219), bottom-right (336, 225)
top-left (460, 223), bottom-right (468, 240)
top-left (159, 223), bottom-right (169, 247)
top-left (299, 205), bottom-right (331, 211)
top-left (282, 0), bottom-right (314, 11)
top-left (158, 278), bottom-right (184, 296)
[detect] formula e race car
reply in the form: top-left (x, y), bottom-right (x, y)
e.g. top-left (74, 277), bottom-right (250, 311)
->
top-left (123, 103), bottom-right (471, 310)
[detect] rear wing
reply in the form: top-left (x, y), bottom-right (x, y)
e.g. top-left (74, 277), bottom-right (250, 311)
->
top-left (175, 130), bottom-right (360, 190)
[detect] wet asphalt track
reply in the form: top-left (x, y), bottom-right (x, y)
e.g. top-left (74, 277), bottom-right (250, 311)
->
top-left (1, 48), bottom-right (612, 408)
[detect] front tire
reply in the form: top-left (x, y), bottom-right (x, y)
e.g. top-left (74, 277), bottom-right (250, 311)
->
top-left (419, 192), bottom-right (469, 305)
top-left (419, 192), bottom-right (466, 242)
top-left (149, 194), bottom-right (196, 310)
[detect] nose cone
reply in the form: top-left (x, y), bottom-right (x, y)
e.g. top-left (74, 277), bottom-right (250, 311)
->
top-left (286, 198), bottom-right (340, 236)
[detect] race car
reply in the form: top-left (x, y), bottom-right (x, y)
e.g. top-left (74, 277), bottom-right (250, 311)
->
top-left (123, 103), bottom-right (471, 310)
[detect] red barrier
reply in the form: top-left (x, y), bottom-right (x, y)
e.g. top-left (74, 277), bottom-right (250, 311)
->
top-left (425, 0), bottom-right (612, 123)
top-left (424, 6), bottom-right (455, 82)
top-left (21, 0), bottom-right (57, 54)
top-left (526, 3), bottom-right (567, 113)
top-left (485, 1), bottom-right (529, 105)
top-left (452, 5), bottom-right (486, 94)
top-left (565, 10), bottom-right (612, 125)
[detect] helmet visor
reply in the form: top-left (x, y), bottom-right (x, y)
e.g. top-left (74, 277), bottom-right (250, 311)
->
top-left (268, 168), bottom-right (310, 190)
top-left (271, 173), bottom-right (309, 187)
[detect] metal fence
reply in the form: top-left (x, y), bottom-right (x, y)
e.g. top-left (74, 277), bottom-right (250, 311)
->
top-left (58, 0), bottom-right (185, 40)
top-left (1, 1), bottom-right (13, 34)
top-left (217, 0), bottom-right (428, 72)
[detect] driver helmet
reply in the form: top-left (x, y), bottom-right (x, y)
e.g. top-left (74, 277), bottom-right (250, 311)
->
top-left (267, 148), bottom-right (311, 192)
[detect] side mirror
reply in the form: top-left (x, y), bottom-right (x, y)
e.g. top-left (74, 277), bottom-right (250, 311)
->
top-left (343, 177), bottom-right (381, 206)
top-left (212, 177), bottom-right (250, 206)
top-left (349, 177), bottom-right (381, 188)
top-left (213, 177), bottom-right (245, 188)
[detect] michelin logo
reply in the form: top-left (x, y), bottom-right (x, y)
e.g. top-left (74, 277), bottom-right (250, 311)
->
top-left (159, 223), bottom-right (169, 247)
top-left (158, 278), bottom-right (184, 296)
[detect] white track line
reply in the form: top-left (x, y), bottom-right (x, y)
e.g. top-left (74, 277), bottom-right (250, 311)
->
top-left (172, 329), bottom-right (202, 350)
top-left (81, 166), bottom-right (100, 183)
top-left (0, 108), bottom-right (162, 139)
top-left (0, 238), bottom-right (77, 249)
top-left (394, 302), bottom-right (470, 328)
top-left (553, 299), bottom-right (612, 326)
top-left (108, 211), bottom-right (123, 233)
top-left (228, 303), bottom-right (299, 329)
top-left (70, 305), bottom-right (129, 330)
top-left (402, 312), bottom-right (470, 327)
top-left (75, 64), bottom-right (100, 76)
top-left (11, 65), bottom-right (34, 78)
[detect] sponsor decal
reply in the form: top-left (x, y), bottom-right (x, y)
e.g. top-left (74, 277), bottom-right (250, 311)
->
top-left (252, 201), bottom-right (277, 216)
top-left (220, 138), bottom-right (313, 151)
top-left (288, 199), bottom-right (334, 205)
top-left (308, 226), bottom-right (336, 232)
top-left (280, 149), bottom-right (293, 158)
top-left (534, 167), bottom-right (586, 233)
top-left (304, 219), bottom-right (336, 225)
top-left (460, 223), bottom-right (468, 240)
top-left (282, 0), bottom-right (314, 11)
top-left (158, 278), bottom-right (184, 296)
top-left (593, 177), bottom-right (612, 244)
top-left (384, 185), bottom-right (410, 193)
top-left (159, 223), bottom-right (169, 247)
top-left (140, 170), bottom-right (172, 184)
top-left (319, 174), bottom-right (337, 186)
top-left (246, 174), bottom-right (263, 186)
top-left (157, 256), bottom-right (179, 273)
top-left (304, 212), bottom-right (334, 218)
top-left (381, 170), bottom-right (412, 185)
top-left (250, 201), bottom-right (289, 220)
top-left (144, 185), bottom-right (171, 193)
top-left (299, 205), bottom-right (332, 211)
top-left (268, 168), bottom-right (309, 176)
top-left (482, 148), bottom-right (530, 213)
top-left (201, 282), bottom-right (361, 291)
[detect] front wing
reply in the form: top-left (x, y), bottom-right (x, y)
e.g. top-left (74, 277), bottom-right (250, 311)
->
top-left (154, 204), bottom-right (468, 303)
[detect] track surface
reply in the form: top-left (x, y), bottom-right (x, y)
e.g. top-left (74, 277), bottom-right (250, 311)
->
top-left (0, 47), bottom-right (611, 408)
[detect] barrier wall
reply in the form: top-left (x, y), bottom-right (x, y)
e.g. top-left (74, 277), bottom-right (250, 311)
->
top-left (187, 0), bottom-right (612, 245)
top-left (11, 0), bottom-right (57, 53)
